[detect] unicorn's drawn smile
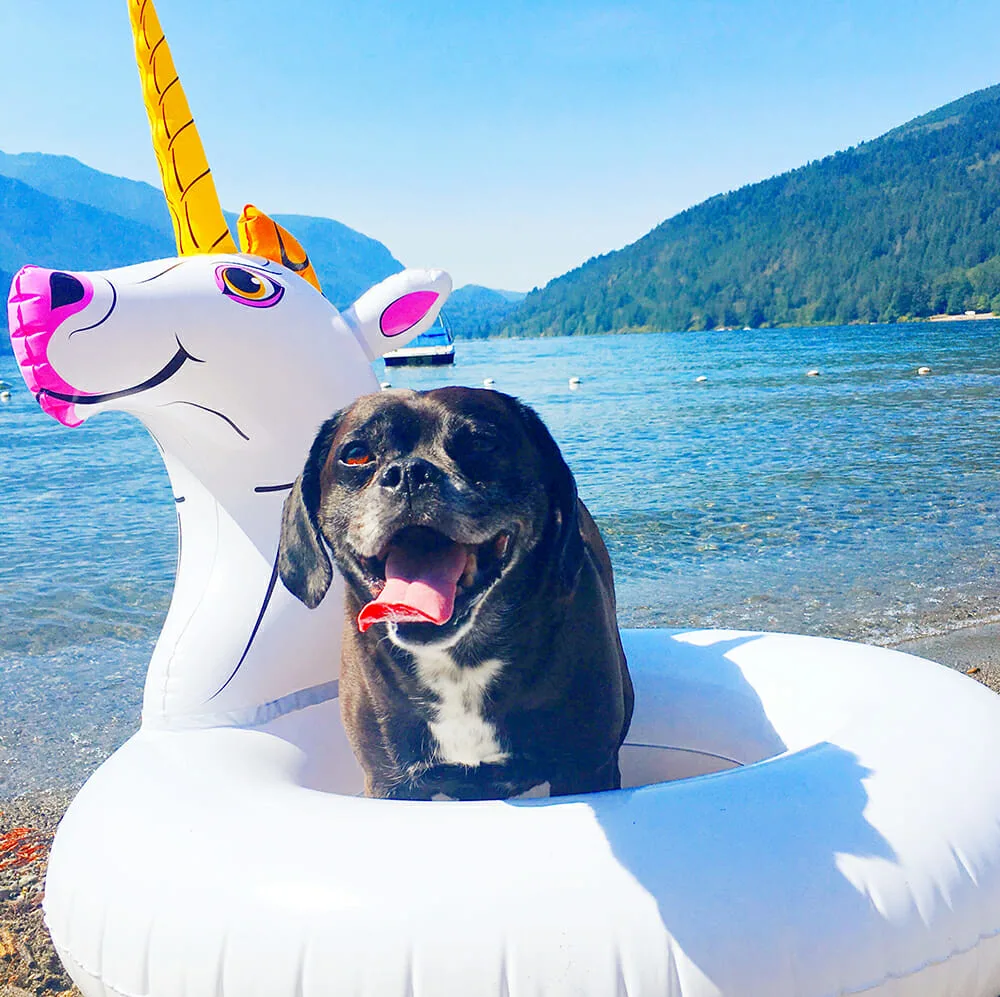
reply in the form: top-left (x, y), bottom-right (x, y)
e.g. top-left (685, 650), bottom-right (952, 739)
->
top-left (42, 340), bottom-right (200, 407)
top-left (5, 259), bottom-right (298, 433)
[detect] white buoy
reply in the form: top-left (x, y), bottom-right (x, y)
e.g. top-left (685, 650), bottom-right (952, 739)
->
top-left (568, 376), bottom-right (581, 388)
top-left (483, 378), bottom-right (496, 388)
top-left (0, 390), bottom-right (10, 403)
top-left (806, 369), bottom-right (821, 377)
top-left (379, 381), bottom-right (392, 390)
top-left (695, 375), bottom-right (708, 383)
top-left (917, 366), bottom-right (932, 375)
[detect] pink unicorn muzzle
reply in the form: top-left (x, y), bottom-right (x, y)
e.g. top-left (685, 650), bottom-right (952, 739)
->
top-left (7, 265), bottom-right (95, 427)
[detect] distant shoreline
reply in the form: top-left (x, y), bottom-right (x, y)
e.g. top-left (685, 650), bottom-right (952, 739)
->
top-left (926, 310), bottom-right (996, 322)
top-left (485, 314), bottom-right (1000, 338)
top-left (4, 312), bottom-right (1000, 350)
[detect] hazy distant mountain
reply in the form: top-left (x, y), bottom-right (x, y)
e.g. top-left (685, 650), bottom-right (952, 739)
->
top-left (0, 151), bottom-right (173, 236)
top-left (443, 285), bottom-right (526, 339)
top-left (501, 83), bottom-right (1000, 336)
top-left (0, 168), bottom-right (173, 357)
top-left (0, 151), bottom-right (525, 361)
top-left (0, 173), bottom-right (173, 277)
top-left (0, 152), bottom-right (404, 323)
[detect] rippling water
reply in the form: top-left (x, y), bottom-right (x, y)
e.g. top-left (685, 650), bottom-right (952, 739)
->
top-left (2, 320), bottom-right (1000, 794)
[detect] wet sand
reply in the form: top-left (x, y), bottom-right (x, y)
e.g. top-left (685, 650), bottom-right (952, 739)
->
top-left (893, 621), bottom-right (1000, 695)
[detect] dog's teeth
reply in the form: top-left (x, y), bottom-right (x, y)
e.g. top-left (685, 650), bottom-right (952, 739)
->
top-left (460, 551), bottom-right (478, 588)
top-left (495, 533), bottom-right (510, 559)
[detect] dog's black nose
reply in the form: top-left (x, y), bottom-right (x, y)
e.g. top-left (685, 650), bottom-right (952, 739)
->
top-left (380, 457), bottom-right (440, 493)
top-left (49, 271), bottom-right (86, 310)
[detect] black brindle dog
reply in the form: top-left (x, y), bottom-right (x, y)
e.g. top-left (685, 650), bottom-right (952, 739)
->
top-left (278, 386), bottom-right (633, 800)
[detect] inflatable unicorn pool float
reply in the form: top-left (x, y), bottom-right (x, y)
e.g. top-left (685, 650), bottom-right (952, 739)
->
top-left (8, 3), bottom-right (1000, 994)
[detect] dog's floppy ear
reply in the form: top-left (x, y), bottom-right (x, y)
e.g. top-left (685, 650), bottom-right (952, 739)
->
top-left (278, 414), bottom-right (342, 609)
top-left (512, 399), bottom-right (585, 594)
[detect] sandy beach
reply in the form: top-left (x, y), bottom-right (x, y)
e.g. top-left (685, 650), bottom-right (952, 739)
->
top-left (893, 622), bottom-right (1000, 694)
top-left (2, 623), bottom-right (998, 996)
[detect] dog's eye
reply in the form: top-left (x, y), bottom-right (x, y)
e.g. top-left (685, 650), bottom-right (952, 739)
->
top-left (340, 441), bottom-right (373, 466)
top-left (454, 429), bottom-right (499, 455)
top-left (215, 265), bottom-right (284, 308)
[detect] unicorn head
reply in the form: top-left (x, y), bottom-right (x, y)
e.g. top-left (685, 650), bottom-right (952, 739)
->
top-left (6, 0), bottom-right (453, 721)
top-left (7, 0), bottom-right (450, 495)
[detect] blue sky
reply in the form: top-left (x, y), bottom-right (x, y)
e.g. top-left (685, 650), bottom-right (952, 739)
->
top-left (2, 1), bottom-right (1000, 291)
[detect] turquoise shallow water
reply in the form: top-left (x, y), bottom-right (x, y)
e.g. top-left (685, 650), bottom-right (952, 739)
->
top-left (2, 320), bottom-right (1000, 794)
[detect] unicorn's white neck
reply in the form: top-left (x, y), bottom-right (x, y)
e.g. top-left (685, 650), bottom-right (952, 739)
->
top-left (140, 427), bottom-right (346, 729)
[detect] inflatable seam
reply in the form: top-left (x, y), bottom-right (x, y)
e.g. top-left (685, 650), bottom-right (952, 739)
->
top-left (624, 740), bottom-right (745, 767)
top-left (825, 921), bottom-right (1000, 996)
top-left (613, 948), bottom-right (629, 996)
top-left (498, 951), bottom-right (511, 997)
top-left (159, 493), bottom-right (222, 718)
top-left (144, 679), bottom-right (340, 730)
top-left (403, 944), bottom-right (415, 997)
top-left (51, 942), bottom-right (146, 997)
top-left (292, 939), bottom-right (306, 997)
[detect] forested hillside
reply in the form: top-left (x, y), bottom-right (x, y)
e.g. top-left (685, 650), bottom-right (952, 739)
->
top-left (501, 84), bottom-right (1000, 336)
top-left (442, 285), bottom-right (525, 339)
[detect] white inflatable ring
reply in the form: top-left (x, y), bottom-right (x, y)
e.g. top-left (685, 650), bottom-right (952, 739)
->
top-left (45, 628), bottom-right (1000, 997)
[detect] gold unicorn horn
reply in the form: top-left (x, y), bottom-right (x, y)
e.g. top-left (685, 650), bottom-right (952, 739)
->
top-left (128, 0), bottom-right (237, 255)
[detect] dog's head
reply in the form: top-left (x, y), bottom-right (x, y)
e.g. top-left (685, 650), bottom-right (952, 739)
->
top-left (278, 386), bottom-right (584, 648)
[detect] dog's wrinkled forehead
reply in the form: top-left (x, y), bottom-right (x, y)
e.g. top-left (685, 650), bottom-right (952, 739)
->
top-left (330, 387), bottom-right (531, 459)
top-left (337, 389), bottom-right (426, 451)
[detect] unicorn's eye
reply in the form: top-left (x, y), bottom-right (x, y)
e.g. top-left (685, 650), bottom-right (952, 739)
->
top-left (215, 265), bottom-right (284, 308)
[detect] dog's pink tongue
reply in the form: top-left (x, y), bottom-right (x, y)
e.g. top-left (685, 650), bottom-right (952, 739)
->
top-left (358, 541), bottom-right (468, 632)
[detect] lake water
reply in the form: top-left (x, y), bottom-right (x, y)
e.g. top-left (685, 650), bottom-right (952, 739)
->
top-left (2, 320), bottom-right (1000, 796)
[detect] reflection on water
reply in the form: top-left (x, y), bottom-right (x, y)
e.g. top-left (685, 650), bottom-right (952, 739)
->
top-left (1, 320), bottom-right (999, 793)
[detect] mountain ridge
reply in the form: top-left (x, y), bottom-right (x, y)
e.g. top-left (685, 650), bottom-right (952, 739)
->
top-left (0, 151), bottom-right (405, 318)
top-left (0, 152), bottom-right (518, 353)
top-left (498, 83), bottom-right (1000, 337)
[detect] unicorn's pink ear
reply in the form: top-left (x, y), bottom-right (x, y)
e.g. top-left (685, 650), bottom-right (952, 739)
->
top-left (380, 291), bottom-right (442, 338)
top-left (342, 270), bottom-right (452, 360)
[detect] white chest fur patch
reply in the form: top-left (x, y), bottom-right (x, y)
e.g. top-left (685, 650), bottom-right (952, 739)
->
top-left (411, 650), bottom-right (508, 767)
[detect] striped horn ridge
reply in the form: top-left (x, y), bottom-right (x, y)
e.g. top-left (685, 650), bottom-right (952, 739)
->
top-left (128, 0), bottom-right (237, 256)
top-left (238, 205), bottom-right (323, 293)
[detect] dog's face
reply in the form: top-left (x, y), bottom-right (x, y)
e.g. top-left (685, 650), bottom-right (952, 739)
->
top-left (279, 386), bottom-right (583, 649)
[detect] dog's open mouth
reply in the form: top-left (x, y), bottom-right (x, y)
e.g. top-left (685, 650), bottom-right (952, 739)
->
top-left (356, 525), bottom-right (513, 633)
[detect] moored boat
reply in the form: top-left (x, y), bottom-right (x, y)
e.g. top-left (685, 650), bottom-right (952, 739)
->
top-left (383, 314), bottom-right (455, 366)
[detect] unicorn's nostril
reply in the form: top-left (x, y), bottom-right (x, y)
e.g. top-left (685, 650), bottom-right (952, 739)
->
top-left (49, 272), bottom-right (86, 311)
